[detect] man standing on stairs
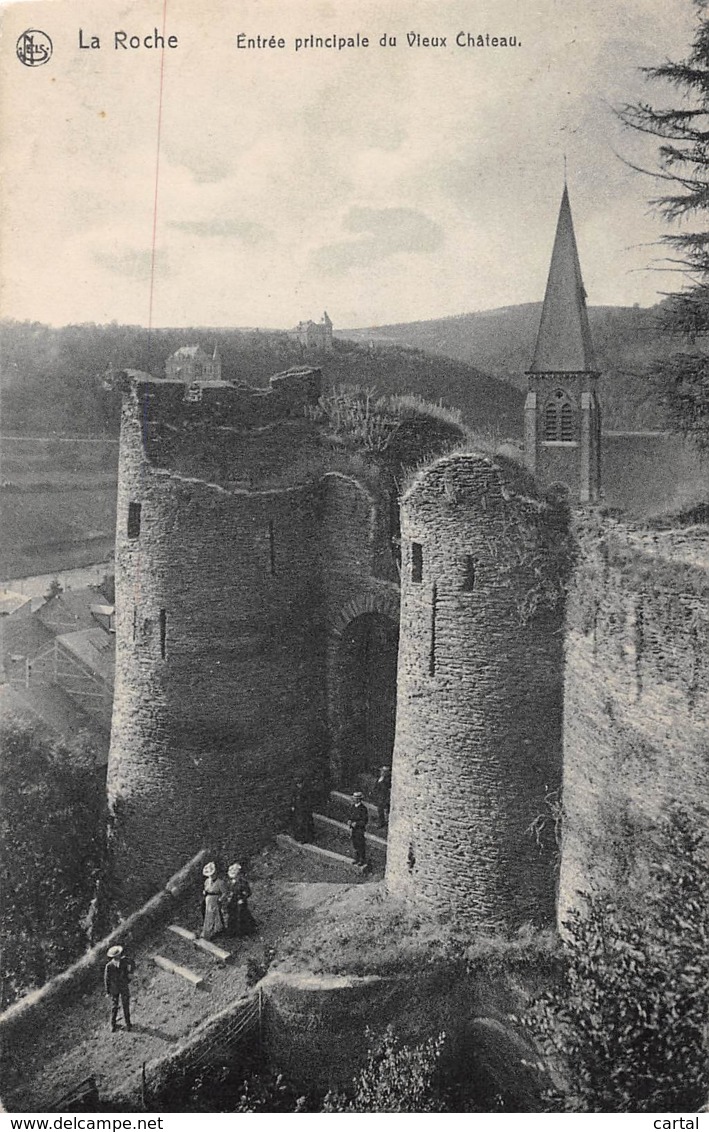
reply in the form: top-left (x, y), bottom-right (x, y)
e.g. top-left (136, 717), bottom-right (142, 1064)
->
top-left (289, 777), bottom-right (315, 843)
top-left (104, 945), bottom-right (134, 1032)
top-left (349, 792), bottom-right (369, 869)
top-left (373, 765), bottom-right (392, 828)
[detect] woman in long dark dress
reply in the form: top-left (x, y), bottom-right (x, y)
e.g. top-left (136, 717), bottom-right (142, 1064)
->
top-left (224, 862), bottom-right (257, 938)
top-left (201, 861), bottom-right (228, 940)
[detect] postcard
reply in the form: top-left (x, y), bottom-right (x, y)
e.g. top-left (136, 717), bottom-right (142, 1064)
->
top-left (1, 0), bottom-right (707, 1118)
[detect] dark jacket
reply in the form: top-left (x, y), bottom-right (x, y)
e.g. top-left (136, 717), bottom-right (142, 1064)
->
top-left (373, 771), bottom-right (391, 802)
top-left (349, 802), bottom-right (369, 832)
top-left (104, 956), bottom-right (133, 996)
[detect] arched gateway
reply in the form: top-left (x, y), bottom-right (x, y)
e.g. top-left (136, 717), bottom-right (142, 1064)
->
top-left (327, 591), bottom-right (400, 788)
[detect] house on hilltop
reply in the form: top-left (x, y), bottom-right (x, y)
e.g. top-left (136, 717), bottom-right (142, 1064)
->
top-left (289, 311), bottom-right (334, 351)
top-left (165, 344), bottom-right (222, 383)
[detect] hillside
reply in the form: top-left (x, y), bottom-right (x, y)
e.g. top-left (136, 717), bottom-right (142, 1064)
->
top-left (343, 304), bottom-right (673, 431)
top-left (0, 321), bottom-right (522, 439)
top-left (0, 322), bottom-right (521, 580)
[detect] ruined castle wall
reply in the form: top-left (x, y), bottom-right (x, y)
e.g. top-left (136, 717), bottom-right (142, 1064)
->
top-left (107, 379), bottom-right (327, 907)
top-left (386, 455), bottom-right (568, 933)
top-left (560, 518), bottom-right (709, 919)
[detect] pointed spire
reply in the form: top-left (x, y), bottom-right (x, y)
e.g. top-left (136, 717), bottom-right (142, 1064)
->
top-left (529, 186), bottom-right (596, 373)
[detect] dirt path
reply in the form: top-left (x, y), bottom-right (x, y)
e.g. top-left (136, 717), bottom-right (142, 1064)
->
top-left (5, 845), bottom-right (359, 1112)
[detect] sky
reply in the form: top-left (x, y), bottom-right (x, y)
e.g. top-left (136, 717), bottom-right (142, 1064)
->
top-left (0, 0), bottom-right (700, 328)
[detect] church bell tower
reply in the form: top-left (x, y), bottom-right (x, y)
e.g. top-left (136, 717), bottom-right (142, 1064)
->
top-left (524, 185), bottom-right (601, 503)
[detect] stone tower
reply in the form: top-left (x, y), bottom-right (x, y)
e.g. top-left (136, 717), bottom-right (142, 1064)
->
top-left (106, 367), bottom-right (328, 907)
top-left (524, 186), bottom-right (601, 503)
top-left (385, 453), bottom-right (568, 933)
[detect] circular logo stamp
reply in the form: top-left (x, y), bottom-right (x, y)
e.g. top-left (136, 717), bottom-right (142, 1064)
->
top-left (16, 29), bottom-right (53, 67)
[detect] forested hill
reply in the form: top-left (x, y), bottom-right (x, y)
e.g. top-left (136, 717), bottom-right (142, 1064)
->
top-left (0, 321), bottom-right (522, 439)
top-left (345, 303), bottom-right (675, 431)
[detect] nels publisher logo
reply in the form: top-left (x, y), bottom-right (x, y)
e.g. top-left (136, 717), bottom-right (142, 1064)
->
top-left (16, 29), bottom-right (53, 67)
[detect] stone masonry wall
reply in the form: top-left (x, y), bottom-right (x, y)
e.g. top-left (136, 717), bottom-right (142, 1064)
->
top-left (107, 378), bottom-right (328, 907)
top-left (559, 516), bottom-right (709, 919)
top-left (386, 454), bottom-right (568, 933)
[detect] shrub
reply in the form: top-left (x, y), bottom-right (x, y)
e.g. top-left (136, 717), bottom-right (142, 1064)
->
top-left (523, 808), bottom-right (709, 1112)
top-left (43, 577), bottom-right (63, 602)
top-left (321, 1026), bottom-right (446, 1112)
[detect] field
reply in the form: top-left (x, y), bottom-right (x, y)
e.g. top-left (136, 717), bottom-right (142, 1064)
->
top-left (0, 438), bottom-right (118, 581)
top-left (602, 433), bottom-right (709, 518)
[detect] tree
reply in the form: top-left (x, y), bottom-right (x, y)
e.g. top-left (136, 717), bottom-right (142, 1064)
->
top-left (0, 717), bottom-right (105, 1006)
top-left (620, 2), bottom-right (709, 449)
top-left (99, 572), bottom-right (115, 604)
top-left (523, 809), bottom-right (709, 1112)
top-left (43, 577), bottom-right (63, 602)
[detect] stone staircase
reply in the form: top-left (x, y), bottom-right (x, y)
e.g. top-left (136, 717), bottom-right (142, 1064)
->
top-left (122, 797), bottom-right (389, 994)
top-left (150, 922), bottom-right (234, 989)
top-left (277, 788), bottom-right (388, 879)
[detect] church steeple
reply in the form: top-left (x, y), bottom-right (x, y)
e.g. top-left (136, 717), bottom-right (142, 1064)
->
top-left (530, 186), bottom-right (596, 374)
top-left (524, 184), bottom-right (602, 504)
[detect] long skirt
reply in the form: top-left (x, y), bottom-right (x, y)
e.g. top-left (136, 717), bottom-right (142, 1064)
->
top-left (225, 899), bottom-right (257, 938)
top-left (201, 893), bottom-right (225, 940)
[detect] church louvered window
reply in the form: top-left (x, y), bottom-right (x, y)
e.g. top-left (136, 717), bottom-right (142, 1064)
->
top-left (544, 389), bottom-right (575, 442)
top-left (560, 400), bottom-right (574, 441)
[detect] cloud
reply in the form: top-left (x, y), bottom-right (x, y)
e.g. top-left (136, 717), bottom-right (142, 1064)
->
top-left (92, 247), bottom-right (171, 281)
top-left (170, 218), bottom-right (269, 244)
top-left (313, 206), bottom-right (444, 274)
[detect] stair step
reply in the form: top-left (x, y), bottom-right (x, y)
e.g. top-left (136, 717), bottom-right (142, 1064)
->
top-left (166, 922), bottom-right (232, 962)
top-left (195, 938), bottom-right (232, 962)
top-left (277, 833), bottom-right (354, 866)
top-left (167, 924), bottom-right (197, 942)
top-left (152, 954), bottom-right (204, 987)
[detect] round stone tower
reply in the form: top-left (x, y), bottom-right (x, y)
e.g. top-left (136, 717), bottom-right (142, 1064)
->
top-left (106, 368), bottom-right (326, 908)
top-left (385, 453), bottom-right (569, 933)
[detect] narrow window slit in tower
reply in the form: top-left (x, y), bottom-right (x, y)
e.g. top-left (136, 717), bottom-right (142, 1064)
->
top-left (463, 555), bottom-right (476, 592)
top-left (411, 542), bottom-right (423, 584)
top-left (429, 583), bottom-right (437, 676)
top-left (132, 606), bottom-right (137, 642)
top-left (127, 501), bottom-right (141, 540)
top-left (268, 520), bottom-right (276, 577)
top-left (159, 609), bottom-right (167, 659)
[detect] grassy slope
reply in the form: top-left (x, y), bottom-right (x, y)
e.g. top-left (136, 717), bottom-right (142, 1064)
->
top-left (343, 304), bottom-right (671, 431)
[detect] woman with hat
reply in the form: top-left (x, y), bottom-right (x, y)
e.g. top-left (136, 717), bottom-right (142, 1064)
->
top-left (200, 861), bottom-right (228, 940)
top-left (224, 862), bottom-right (257, 938)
